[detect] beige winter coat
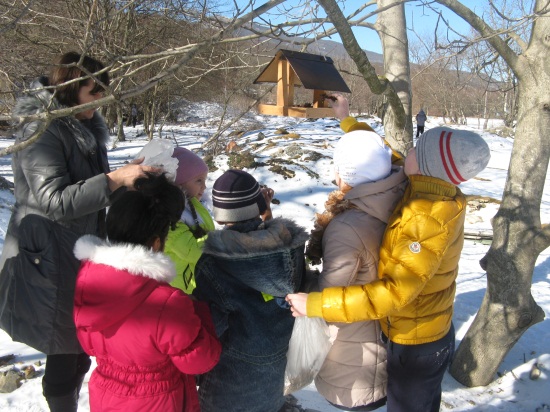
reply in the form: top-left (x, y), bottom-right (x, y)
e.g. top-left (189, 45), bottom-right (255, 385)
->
top-left (314, 167), bottom-right (407, 409)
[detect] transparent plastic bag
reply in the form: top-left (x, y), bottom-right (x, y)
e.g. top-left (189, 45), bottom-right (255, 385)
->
top-left (135, 139), bottom-right (179, 182)
top-left (284, 316), bottom-right (331, 395)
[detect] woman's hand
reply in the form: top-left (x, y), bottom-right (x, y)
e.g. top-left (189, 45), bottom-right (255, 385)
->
top-left (106, 157), bottom-right (162, 192)
top-left (285, 293), bottom-right (309, 317)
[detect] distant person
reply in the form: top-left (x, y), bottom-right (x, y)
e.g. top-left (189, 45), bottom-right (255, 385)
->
top-left (287, 127), bottom-right (491, 412)
top-left (165, 147), bottom-right (216, 294)
top-left (306, 130), bottom-right (407, 411)
top-left (193, 169), bottom-right (307, 412)
top-left (131, 104), bottom-right (138, 127)
top-left (73, 173), bottom-right (221, 412)
top-left (0, 51), bottom-right (158, 412)
top-left (416, 109), bottom-right (427, 137)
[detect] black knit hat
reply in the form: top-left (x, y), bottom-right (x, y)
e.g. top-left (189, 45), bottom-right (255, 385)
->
top-left (212, 169), bottom-right (267, 223)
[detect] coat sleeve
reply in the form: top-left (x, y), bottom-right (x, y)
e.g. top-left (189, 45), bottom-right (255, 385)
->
top-left (193, 263), bottom-right (230, 339)
top-left (340, 116), bottom-right (374, 133)
top-left (165, 222), bottom-right (208, 292)
top-left (19, 126), bottom-right (111, 221)
top-left (156, 290), bottom-right (221, 375)
top-left (312, 212), bottom-right (451, 323)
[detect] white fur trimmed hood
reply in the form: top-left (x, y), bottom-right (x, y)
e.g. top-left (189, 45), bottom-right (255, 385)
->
top-left (74, 235), bottom-right (176, 283)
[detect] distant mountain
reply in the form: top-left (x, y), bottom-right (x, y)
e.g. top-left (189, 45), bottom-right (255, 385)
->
top-left (297, 37), bottom-right (384, 64)
top-left (233, 22), bottom-right (383, 65)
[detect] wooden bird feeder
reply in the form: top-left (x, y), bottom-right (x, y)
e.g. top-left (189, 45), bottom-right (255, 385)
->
top-left (253, 49), bottom-right (351, 118)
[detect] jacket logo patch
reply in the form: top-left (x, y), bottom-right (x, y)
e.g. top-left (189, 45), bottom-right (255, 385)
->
top-left (409, 242), bottom-right (421, 254)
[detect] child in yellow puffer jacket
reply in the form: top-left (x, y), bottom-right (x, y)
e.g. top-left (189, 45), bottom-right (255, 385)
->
top-left (287, 127), bottom-right (491, 412)
top-left (165, 147), bottom-right (215, 294)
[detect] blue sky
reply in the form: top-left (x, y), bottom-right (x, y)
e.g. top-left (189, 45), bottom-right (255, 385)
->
top-left (234, 0), bottom-right (486, 54)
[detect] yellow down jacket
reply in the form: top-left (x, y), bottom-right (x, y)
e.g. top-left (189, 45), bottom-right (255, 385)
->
top-left (307, 174), bottom-right (466, 345)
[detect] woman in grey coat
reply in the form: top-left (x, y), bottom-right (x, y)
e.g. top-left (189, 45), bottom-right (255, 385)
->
top-left (0, 51), bottom-right (158, 412)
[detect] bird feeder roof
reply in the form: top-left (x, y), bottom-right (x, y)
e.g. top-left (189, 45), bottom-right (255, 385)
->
top-left (254, 49), bottom-right (351, 93)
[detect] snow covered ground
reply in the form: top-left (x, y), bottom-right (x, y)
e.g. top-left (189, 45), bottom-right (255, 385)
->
top-left (0, 105), bottom-right (548, 411)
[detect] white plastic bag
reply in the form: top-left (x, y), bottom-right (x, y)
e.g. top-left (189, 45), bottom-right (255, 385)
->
top-left (135, 139), bottom-right (179, 182)
top-left (284, 316), bottom-right (331, 395)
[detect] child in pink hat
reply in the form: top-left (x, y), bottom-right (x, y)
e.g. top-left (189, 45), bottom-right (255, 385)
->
top-left (164, 147), bottom-right (215, 294)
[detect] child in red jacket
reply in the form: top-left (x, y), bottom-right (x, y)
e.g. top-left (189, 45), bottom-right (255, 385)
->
top-left (73, 173), bottom-right (221, 412)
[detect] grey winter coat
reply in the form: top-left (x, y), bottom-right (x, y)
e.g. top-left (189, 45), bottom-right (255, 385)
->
top-left (416, 110), bottom-right (427, 126)
top-left (0, 78), bottom-right (113, 354)
top-left (314, 167), bottom-right (407, 409)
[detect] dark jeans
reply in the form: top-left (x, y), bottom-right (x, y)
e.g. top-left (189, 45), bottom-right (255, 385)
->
top-left (383, 324), bottom-right (455, 412)
top-left (416, 125), bottom-right (425, 137)
top-left (42, 352), bottom-right (91, 397)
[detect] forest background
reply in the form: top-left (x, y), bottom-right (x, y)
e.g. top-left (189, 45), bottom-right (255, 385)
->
top-left (0, 0), bottom-right (549, 392)
top-left (1, 0), bottom-right (519, 143)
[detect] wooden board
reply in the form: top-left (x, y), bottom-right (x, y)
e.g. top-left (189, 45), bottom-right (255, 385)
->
top-left (257, 104), bottom-right (335, 118)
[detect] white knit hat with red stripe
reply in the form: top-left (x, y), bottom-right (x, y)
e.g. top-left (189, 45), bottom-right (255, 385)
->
top-left (416, 127), bottom-right (490, 184)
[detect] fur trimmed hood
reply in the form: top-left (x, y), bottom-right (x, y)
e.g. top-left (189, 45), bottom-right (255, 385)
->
top-left (13, 77), bottom-right (110, 156)
top-left (73, 235), bottom-right (177, 332)
top-left (203, 217), bottom-right (309, 258)
top-left (74, 235), bottom-right (176, 283)
top-left (197, 218), bottom-right (308, 297)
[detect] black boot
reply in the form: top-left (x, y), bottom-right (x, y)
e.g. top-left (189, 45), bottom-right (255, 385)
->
top-left (45, 389), bottom-right (78, 412)
top-left (43, 375), bottom-right (79, 412)
top-left (42, 353), bottom-right (90, 412)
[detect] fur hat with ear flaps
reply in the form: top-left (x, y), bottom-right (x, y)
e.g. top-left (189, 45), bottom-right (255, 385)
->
top-left (212, 169), bottom-right (267, 223)
top-left (415, 127), bottom-right (491, 184)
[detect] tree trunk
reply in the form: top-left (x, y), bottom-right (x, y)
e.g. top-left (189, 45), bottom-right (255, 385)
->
top-left (143, 104), bottom-right (153, 140)
top-left (375, 0), bottom-right (413, 154)
top-left (449, 7), bottom-right (550, 385)
top-left (116, 104), bottom-right (125, 142)
top-left (316, 0), bottom-right (411, 156)
top-left (483, 92), bottom-right (489, 130)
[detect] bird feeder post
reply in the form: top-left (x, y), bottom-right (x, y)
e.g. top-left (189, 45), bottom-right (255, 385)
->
top-left (276, 58), bottom-right (295, 113)
top-left (312, 89), bottom-right (328, 108)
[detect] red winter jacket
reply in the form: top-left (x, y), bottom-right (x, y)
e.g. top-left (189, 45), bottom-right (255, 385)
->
top-left (73, 235), bottom-right (221, 412)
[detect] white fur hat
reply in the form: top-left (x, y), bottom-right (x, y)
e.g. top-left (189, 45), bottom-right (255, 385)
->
top-left (334, 130), bottom-right (392, 187)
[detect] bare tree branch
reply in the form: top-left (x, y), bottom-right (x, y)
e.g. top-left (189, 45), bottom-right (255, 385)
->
top-left (431, 0), bottom-right (523, 72)
top-left (316, 0), bottom-right (389, 94)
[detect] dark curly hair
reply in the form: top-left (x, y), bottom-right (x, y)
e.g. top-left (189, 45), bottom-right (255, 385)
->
top-left (106, 173), bottom-right (184, 249)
